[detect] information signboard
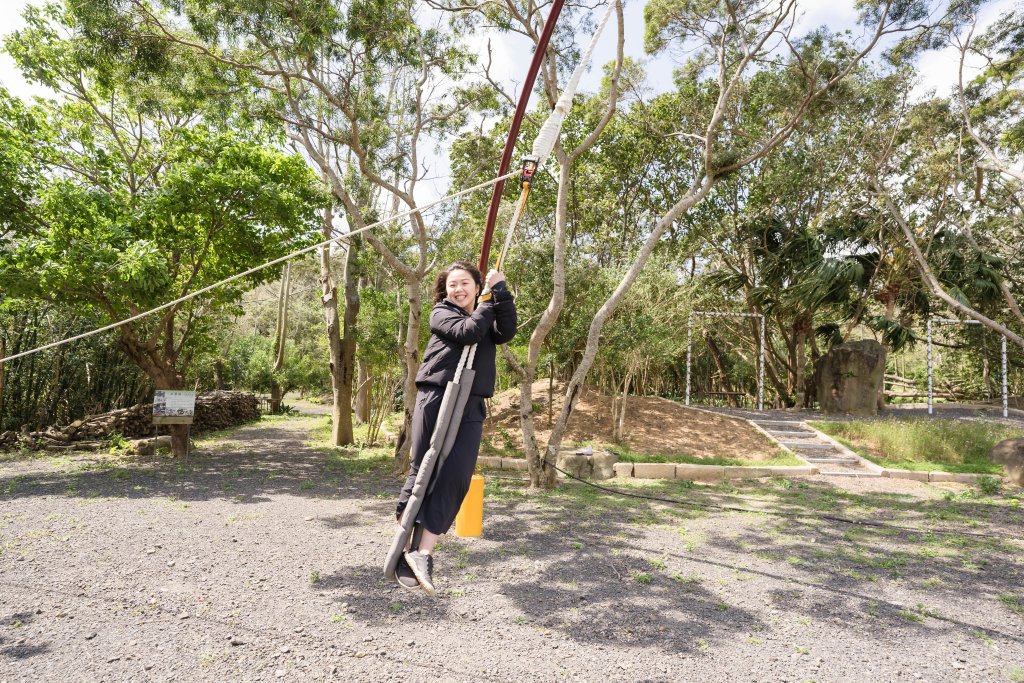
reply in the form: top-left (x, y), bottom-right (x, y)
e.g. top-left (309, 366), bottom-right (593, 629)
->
top-left (152, 390), bottom-right (197, 425)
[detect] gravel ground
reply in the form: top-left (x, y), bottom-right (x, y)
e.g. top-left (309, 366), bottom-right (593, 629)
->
top-left (2, 416), bottom-right (1023, 682)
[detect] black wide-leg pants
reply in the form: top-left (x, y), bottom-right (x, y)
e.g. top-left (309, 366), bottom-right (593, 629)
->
top-left (396, 386), bottom-right (486, 536)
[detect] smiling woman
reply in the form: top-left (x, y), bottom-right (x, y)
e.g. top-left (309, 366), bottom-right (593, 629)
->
top-left (392, 261), bottom-right (517, 595)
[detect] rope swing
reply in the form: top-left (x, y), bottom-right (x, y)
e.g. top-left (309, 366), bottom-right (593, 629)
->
top-left (384, 0), bottom-right (620, 580)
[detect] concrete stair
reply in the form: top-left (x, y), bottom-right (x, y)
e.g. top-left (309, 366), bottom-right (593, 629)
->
top-left (751, 418), bottom-right (879, 476)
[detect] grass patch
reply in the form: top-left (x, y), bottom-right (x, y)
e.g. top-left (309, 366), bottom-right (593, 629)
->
top-left (323, 449), bottom-right (390, 475)
top-left (998, 594), bottom-right (1024, 615)
top-left (810, 418), bottom-right (1022, 474)
top-left (309, 413), bottom-right (401, 449)
top-left (307, 416), bottom-right (391, 474)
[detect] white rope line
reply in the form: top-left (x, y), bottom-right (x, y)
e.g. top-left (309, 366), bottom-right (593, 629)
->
top-left (531, 0), bottom-right (618, 165)
top-left (0, 170), bottom-right (519, 366)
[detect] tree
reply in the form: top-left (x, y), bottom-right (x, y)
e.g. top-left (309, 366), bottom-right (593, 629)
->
top-left (440, 0), bottom-right (626, 487)
top-left (0, 4), bottom-right (325, 455)
top-left (81, 0), bottom-right (486, 465)
top-left (872, 4), bottom-right (1024, 347)
top-left (530, 0), bottom-right (957, 484)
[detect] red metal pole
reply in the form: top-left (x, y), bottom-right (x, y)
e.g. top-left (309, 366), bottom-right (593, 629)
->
top-left (478, 0), bottom-right (565, 273)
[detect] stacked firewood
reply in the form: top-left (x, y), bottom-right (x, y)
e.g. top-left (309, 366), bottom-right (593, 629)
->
top-left (0, 391), bottom-right (260, 452)
top-left (193, 391), bottom-right (260, 432)
top-left (0, 430), bottom-right (19, 450)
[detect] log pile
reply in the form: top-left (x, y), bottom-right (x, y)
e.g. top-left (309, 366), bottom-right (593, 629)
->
top-left (193, 391), bottom-right (260, 432)
top-left (0, 391), bottom-right (260, 452)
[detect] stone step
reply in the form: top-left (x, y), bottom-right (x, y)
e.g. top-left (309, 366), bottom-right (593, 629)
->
top-left (753, 420), bottom-right (807, 427)
top-left (803, 456), bottom-right (861, 464)
top-left (767, 430), bottom-right (816, 438)
top-left (780, 441), bottom-right (835, 450)
top-left (819, 470), bottom-right (881, 477)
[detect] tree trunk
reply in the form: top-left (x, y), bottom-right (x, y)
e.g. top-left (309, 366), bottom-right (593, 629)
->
top-left (517, 149), bottom-right (574, 487)
top-left (794, 318), bottom-right (809, 409)
top-left (355, 359), bottom-right (371, 424)
top-left (320, 204), bottom-right (354, 446)
top-left (882, 191), bottom-right (1024, 349)
top-left (275, 263), bottom-right (291, 370)
top-left (614, 371), bottom-right (631, 441)
top-left (0, 337), bottom-right (6, 425)
top-left (542, 176), bottom-right (718, 486)
top-left (213, 360), bottom-right (226, 390)
top-left (548, 364), bottom-right (554, 427)
top-left (45, 345), bottom-right (64, 425)
top-left (394, 278), bottom-right (422, 474)
top-left (270, 382), bottom-right (283, 416)
top-left (336, 232), bottom-right (359, 445)
top-left (703, 330), bottom-right (739, 407)
top-left (271, 262), bottom-right (291, 414)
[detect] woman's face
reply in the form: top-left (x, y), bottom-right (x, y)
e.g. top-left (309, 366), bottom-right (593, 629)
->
top-left (445, 268), bottom-right (479, 313)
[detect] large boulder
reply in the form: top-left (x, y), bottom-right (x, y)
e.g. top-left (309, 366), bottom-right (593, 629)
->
top-left (989, 438), bottom-right (1024, 486)
top-left (556, 448), bottom-right (618, 480)
top-left (814, 340), bottom-right (887, 416)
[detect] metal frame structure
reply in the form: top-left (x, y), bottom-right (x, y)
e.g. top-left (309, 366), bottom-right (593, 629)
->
top-left (927, 318), bottom-right (1008, 418)
top-left (686, 311), bottom-right (765, 411)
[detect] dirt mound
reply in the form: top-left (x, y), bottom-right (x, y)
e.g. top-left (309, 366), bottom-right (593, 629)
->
top-left (483, 381), bottom-right (777, 460)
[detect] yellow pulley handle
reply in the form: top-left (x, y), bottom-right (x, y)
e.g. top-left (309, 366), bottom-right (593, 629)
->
top-left (479, 156), bottom-right (538, 303)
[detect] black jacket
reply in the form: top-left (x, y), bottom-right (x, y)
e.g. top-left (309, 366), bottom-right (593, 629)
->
top-left (415, 280), bottom-right (517, 397)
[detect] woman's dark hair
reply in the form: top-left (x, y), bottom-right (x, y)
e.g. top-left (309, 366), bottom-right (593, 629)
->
top-left (434, 261), bottom-right (482, 303)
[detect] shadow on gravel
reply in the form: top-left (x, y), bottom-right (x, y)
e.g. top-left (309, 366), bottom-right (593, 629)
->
top-left (321, 494), bottom-right (767, 656)
top-left (0, 421), bottom-right (399, 508)
top-left (0, 610), bottom-right (49, 660)
top-left (358, 474), bottom-right (1023, 656)
top-left (3, 416), bottom-right (1022, 664)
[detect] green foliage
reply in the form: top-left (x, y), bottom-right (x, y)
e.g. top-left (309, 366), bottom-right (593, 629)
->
top-left (106, 432), bottom-right (129, 453)
top-left (0, 303), bottom-right (150, 431)
top-left (0, 3), bottom-right (327, 403)
top-left (4, 0), bottom-right (1019, 450)
top-left (613, 446), bottom-right (803, 468)
top-left (976, 475), bottom-right (1002, 496)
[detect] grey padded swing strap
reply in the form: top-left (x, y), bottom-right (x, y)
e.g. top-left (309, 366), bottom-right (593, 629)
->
top-left (383, 343), bottom-right (477, 579)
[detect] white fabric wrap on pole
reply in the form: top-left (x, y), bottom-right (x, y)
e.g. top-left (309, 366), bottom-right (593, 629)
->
top-left (685, 313), bottom-right (692, 406)
top-left (383, 343), bottom-right (478, 579)
top-left (530, 0), bottom-right (618, 165)
top-left (1002, 334), bottom-right (1008, 419)
top-left (927, 318), bottom-right (933, 416)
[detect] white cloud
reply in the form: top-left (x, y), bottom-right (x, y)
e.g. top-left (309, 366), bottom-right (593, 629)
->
top-left (793, 0), bottom-right (861, 35)
top-left (911, 0), bottom-right (1017, 100)
top-left (0, 1), bottom-right (52, 100)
